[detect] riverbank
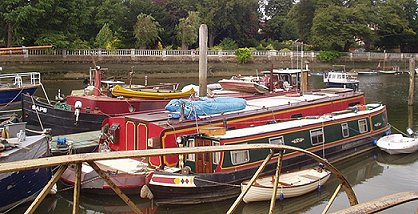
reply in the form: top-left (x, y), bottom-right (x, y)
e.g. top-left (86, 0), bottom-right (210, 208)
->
top-left (0, 60), bottom-right (401, 80)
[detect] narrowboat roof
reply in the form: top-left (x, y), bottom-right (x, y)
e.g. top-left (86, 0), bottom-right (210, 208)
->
top-left (207, 104), bottom-right (384, 140)
top-left (124, 89), bottom-right (362, 124)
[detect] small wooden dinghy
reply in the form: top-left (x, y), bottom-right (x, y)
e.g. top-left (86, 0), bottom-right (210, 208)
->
top-left (376, 131), bottom-right (418, 155)
top-left (241, 168), bottom-right (331, 203)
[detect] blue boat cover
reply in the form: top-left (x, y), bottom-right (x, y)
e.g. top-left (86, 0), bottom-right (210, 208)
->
top-left (165, 97), bottom-right (247, 119)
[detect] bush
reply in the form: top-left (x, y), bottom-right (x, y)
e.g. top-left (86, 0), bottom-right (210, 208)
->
top-left (317, 51), bottom-right (343, 62)
top-left (235, 48), bottom-right (252, 64)
top-left (219, 38), bottom-right (238, 50)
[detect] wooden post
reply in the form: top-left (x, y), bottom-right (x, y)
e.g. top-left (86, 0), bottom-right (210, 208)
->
top-left (408, 57), bottom-right (415, 106)
top-left (199, 24), bottom-right (208, 97)
top-left (227, 152), bottom-right (274, 214)
top-left (73, 163), bottom-right (82, 214)
top-left (25, 165), bottom-right (68, 214)
top-left (87, 161), bottom-right (143, 214)
top-left (408, 105), bottom-right (414, 130)
top-left (269, 151), bottom-right (283, 213)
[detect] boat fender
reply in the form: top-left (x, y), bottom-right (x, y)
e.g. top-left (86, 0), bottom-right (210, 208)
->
top-left (74, 101), bottom-right (82, 123)
top-left (279, 192), bottom-right (284, 201)
top-left (1, 128), bottom-right (9, 139)
top-left (140, 185), bottom-right (154, 199)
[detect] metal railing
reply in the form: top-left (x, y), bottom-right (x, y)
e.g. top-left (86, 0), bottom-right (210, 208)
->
top-left (13, 48), bottom-right (418, 60)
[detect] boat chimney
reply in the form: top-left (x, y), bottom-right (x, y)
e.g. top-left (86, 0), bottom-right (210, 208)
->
top-left (269, 64), bottom-right (274, 92)
top-left (94, 66), bottom-right (101, 96)
top-left (199, 24), bottom-right (208, 97)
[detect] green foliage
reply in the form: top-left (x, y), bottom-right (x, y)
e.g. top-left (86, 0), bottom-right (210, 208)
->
top-left (317, 51), bottom-right (342, 62)
top-left (35, 32), bottom-right (69, 49)
top-left (95, 23), bottom-right (121, 50)
top-left (235, 48), bottom-right (252, 64)
top-left (133, 13), bottom-right (163, 48)
top-left (255, 44), bottom-right (267, 50)
top-left (176, 11), bottom-right (200, 50)
top-left (219, 38), bottom-right (238, 50)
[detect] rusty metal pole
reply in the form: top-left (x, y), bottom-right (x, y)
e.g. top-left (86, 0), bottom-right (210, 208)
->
top-left (199, 24), bottom-right (208, 97)
top-left (408, 57), bottom-right (415, 106)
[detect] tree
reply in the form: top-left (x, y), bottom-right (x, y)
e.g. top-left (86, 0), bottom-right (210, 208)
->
top-left (264, 0), bottom-right (295, 18)
top-left (133, 13), bottom-right (162, 49)
top-left (95, 23), bottom-right (120, 49)
top-left (288, 0), bottom-right (315, 43)
top-left (0, 0), bottom-right (40, 47)
top-left (197, 0), bottom-right (259, 47)
top-left (176, 11), bottom-right (200, 50)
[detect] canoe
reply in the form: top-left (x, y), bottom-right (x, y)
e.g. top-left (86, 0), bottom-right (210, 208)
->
top-left (376, 134), bottom-right (418, 155)
top-left (241, 168), bottom-right (331, 203)
top-left (111, 85), bottom-right (195, 99)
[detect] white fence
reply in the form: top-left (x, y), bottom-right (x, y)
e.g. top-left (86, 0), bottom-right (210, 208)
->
top-left (21, 49), bottom-right (418, 60)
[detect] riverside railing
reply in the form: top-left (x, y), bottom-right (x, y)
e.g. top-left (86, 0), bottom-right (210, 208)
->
top-left (20, 48), bottom-right (418, 60)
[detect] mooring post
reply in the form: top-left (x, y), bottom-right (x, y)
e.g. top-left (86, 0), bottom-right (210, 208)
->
top-left (199, 24), bottom-right (208, 97)
top-left (269, 151), bottom-right (283, 214)
top-left (408, 57), bottom-right (415, 106)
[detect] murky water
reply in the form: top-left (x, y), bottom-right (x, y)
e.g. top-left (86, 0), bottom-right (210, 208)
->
top-left (7, 70), bottom-right (418, 213)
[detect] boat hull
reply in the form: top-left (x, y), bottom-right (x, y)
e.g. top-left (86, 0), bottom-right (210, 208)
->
top-left (218, 79), bottom-right (268, 94)
top-left (60, 158), bottom-right (148, 195)
top-left (376, 134), bottom-right (418, 154)
top-left (325, 82), bottom-right (359, 90)
top-left (0, 85), bottom-right (38, 107)
top-left (22, 93), bottom-right (170, 135)
top-left (0, 135), bottom-right (51, 212)
top-left (241, 169), bottom-right (331, 203)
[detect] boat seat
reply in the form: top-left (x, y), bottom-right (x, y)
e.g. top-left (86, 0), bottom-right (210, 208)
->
top-left (271, 176), bottom-right (292, 186)
top-left (299, 174), bottom-right (321, 180)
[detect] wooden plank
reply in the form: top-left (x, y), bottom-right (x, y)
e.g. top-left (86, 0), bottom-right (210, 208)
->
top-left (87, 161), bottom-right (143, 214)
top-left (25, 165), bottom-right (68, 214)
top-left (270, 151), bottom-right (283, 214)
top-left (73, 163), bottom-right (82, 214)
top-left (333, 192), bottom-right (418, 214)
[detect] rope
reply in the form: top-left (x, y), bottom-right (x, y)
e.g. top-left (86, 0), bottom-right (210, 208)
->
top-left (0, 88), bottom-right (24, 111)
top-left (389, 123), bottom-right (408, 136)
top-left (30, 95), bottom-right (44, 130)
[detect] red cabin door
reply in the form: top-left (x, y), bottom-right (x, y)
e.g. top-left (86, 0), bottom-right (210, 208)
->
top-left (195, 138), bottom-right (213, 173)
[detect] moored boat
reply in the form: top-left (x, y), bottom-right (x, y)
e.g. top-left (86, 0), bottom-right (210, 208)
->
top-left (376, 129), bottom-right (418, 154)
top-left (323, 65), bottom-right (359, 90)
top-left (218, 76), bottom-right (268, 94)
top-left (241, 168), bottom-right (331, 203)
top-left (0, 72), bottom-right (41, 110)
top-left (0, 124), bottom-right (52, 212)
top-left (144, 103), bottom-right (390, 204)
top-left (60, 158), bottom-right (150, 194)
top-left (22, 67), bottom-right (182, 135)
top-left (111, 84), bottom-right (195, 99)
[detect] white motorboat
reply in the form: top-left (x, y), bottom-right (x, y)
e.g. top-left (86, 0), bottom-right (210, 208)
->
top-left (241, 168), bottom-right (331, 203)
top-left (376, 129), bottom-right (418, 155)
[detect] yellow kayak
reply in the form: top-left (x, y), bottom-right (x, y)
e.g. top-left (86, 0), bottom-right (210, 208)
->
top-left (111, 85), bottom-right (195, 99)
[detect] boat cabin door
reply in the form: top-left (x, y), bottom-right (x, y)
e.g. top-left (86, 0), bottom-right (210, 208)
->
top-left (194, 138), bottom-right (213, 173)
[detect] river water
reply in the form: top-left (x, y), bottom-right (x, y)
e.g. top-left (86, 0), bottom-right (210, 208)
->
top-left (7, 70), bottom-right (418, 213)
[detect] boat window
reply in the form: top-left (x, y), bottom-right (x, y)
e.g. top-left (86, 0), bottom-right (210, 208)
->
top-left (310, 128), bottom-right (324, 145)
top-left (341, 123), bottom-right (349, 138)
top-left (269, 136), bottom-right (285, 153)
top-left (358, 119), bottom-right (368, 133)
top-left (186, 139), bottom-right (195, 161)
top-left (291, 113), bottom-right (303, 118)
top-left (230, 147), bottom-right (249, 165)
top-left (213, 141), bottom-right (221, 164)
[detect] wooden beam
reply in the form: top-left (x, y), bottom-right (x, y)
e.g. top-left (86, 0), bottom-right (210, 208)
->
top-left (334, 192), bottom-right (418, 214)
top-left (323, 184), bottom-right (342, 214)
top-left (25, 165), bottom-right (68, 214)
top-left (269, 151), bottom-right (283, 213)
top-left (87, 161), bottom-right (143, 214)
top-left (227, 152), bottom-right (274, 214)
top-left (73, 163), bottom-right (82, 214)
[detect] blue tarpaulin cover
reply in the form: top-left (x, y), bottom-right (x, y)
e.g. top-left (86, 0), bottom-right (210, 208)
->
top-left (165, 97), bottom-right (247, 119)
